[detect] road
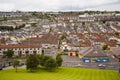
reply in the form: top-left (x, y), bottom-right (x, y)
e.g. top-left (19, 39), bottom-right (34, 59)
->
top-left (62, 55), bottom-right (120, 70)
top-left (3, 65), bottom-right (26, 70)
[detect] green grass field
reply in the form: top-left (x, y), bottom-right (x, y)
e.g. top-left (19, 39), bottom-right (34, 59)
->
top-left (0, 67), bottom-right (120, 80)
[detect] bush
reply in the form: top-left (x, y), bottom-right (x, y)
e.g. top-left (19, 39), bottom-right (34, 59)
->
top-left (102, 44), bottom-right (108, 50)
top-left (44, 57), bottom-right (57, 70)
top-left (56, 55), bottom-right (63, 68)
top-left (26, 54), bottom-right (39, 72)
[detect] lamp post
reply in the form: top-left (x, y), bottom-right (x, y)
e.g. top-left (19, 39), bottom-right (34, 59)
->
top-left (118, 57), bottom-right (120, 75)
top-left (116, 55), bottom-right (120, 75)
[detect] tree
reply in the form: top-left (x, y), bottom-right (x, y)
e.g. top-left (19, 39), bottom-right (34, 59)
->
top-left (32, 11), bottom-right (37, 16)
top-left (73, 25), bottom-right (78, 33)
top-left (36, 54), bottom-right (44, 66)
top-left (44, 57), bottom-right (57, 70)
top-left (49, 27), bottom-right (53, 33)
top-left (58, 35), bottom-right (66, 49)
top-left (56, 55), bottom-right (63, 68)
top-left (82, 22), bottom-right (85, 26)
top-left (0, 26), bottom-right (14, 31)
top-left (5, 49), bottom-right (14, 58)
top-left (102, 20), bottom-right (106, 24)
top-left (31, 23), bottom-right (37, 27)
top-left (102, 44), bottom-right (108, 50)
top-left (13, 60), bottom-right (19, 72)
top-left (115, 32), bottom-right (119, 36)
top-left (60, 35), bottom-right (66, 40)
top-left (41, 56), bottom-right (51, 66)
top-left (37, 55), bottom-right (57, 70)
top-left (26, 54), bottom-right (39, 72)
top-left (3, 17), bottom-right (7, 21)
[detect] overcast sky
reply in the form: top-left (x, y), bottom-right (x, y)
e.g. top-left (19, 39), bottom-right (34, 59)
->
top-left (0, 0), bottom-right (120, 11)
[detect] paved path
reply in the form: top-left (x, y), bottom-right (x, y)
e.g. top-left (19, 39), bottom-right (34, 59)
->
top-left (3, 65), bottom-right (26, 70)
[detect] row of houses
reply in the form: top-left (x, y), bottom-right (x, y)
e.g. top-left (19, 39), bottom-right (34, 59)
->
top-left (0, 44), bottom-right (109, 63)
top-left (0, 33), bottom-right (119, 63)
top-left (0, 12), bottom-right (31, 18)
top-left (0, 45), bottom-right (58, 60)
top-left (55, 13), bottom-right (120, 23)
top-left (0, 44), bottom-right (41, 57)
top-left (0, 34), bottom-right (59, 57)
top-left (0, 42), bottom-right (119, 63)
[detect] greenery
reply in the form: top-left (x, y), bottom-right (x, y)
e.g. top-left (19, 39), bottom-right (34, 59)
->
top-left (32, 12), bottom-right (50, 20)
top-left (102, 20), bottom-right (106, 24)
top-left (40, 55), bottom-right (51, 67)
top-left (36, 54), bottom-right (44, 65)
top-left (73, 25), bottom-right (78, 33)
top-left (26, 54), bottom-right (39, 72)
top-left (115, 32), bottom-right (119, 36)
top-left (56, 55), bottom-right (63, 68)
top-left (31, 23), bottom-right (37, 27)
top-left (15, 24), bottom-right (25, 29)
top-left (44, 57), bottom-right (56, 70)
top-left (0, 24), bottom-right (25, 31)
top-left (22, 17), bottom-right (29, 21)
top-left (0, 26), bottom-right (14, 31)
top-left (4, 49), bottom-right (14, 58)
top-left (29, 54), bottom-right (63, 71)
top-left (0, 68), bottom-right (119, 80)
top-left (48, 27), bottom-right (53, 33)
top-left (26, 54), bottom-right (59, 72)
top-left (13, 60), bottom-right (20, 72)
top-left (37, 55), bottom-right (57, 70)
top-left (3, 17), bottom-right (7, 21)
top-left (82, 22), bottom-right (85, 25)
top-left (32, 11), bottom-right (37, 16)
top-left (60, 35), bottom-right (66, 40)
top-left (102, 44), bottom-right (108, 50)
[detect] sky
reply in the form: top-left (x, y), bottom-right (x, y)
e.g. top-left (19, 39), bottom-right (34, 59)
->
top-left (0, 0), bottom-right (120, 11)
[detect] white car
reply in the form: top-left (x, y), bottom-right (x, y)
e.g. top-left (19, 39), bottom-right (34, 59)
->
top-left (98, 64), bottom-right (106, 69)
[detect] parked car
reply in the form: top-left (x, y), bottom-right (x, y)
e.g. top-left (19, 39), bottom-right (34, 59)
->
top-left (98, 64), bottom-right (106, 69)
top-left (18, 60), bottom-right (25, 66)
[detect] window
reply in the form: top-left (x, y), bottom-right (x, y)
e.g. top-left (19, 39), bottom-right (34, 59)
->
top-left (33, 51), bottom-right (37, 54)
top-left (15, 48), bottom-right (17, 50)
top-left (25, 51), bottom-right (29, 54)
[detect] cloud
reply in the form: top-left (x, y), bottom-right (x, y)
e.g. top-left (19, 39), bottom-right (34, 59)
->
top-left (0, 3), bottom-right (15, 11)
top-left (85, 2), bottom-right (120, 11)
top-left (0, 0), bottom-right (120, 11)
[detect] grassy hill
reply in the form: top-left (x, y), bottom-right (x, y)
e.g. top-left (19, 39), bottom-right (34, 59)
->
top-left (0, 67), bottom-right (119, 80)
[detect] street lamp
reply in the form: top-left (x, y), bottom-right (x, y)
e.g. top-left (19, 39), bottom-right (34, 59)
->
top-left (118, 57), bottom-right (120, 75)
top-left (114, 55), bottom-right (120, 75)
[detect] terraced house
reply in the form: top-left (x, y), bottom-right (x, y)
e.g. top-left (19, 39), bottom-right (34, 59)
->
top-left (0, 44), bottom-right (41, 57)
